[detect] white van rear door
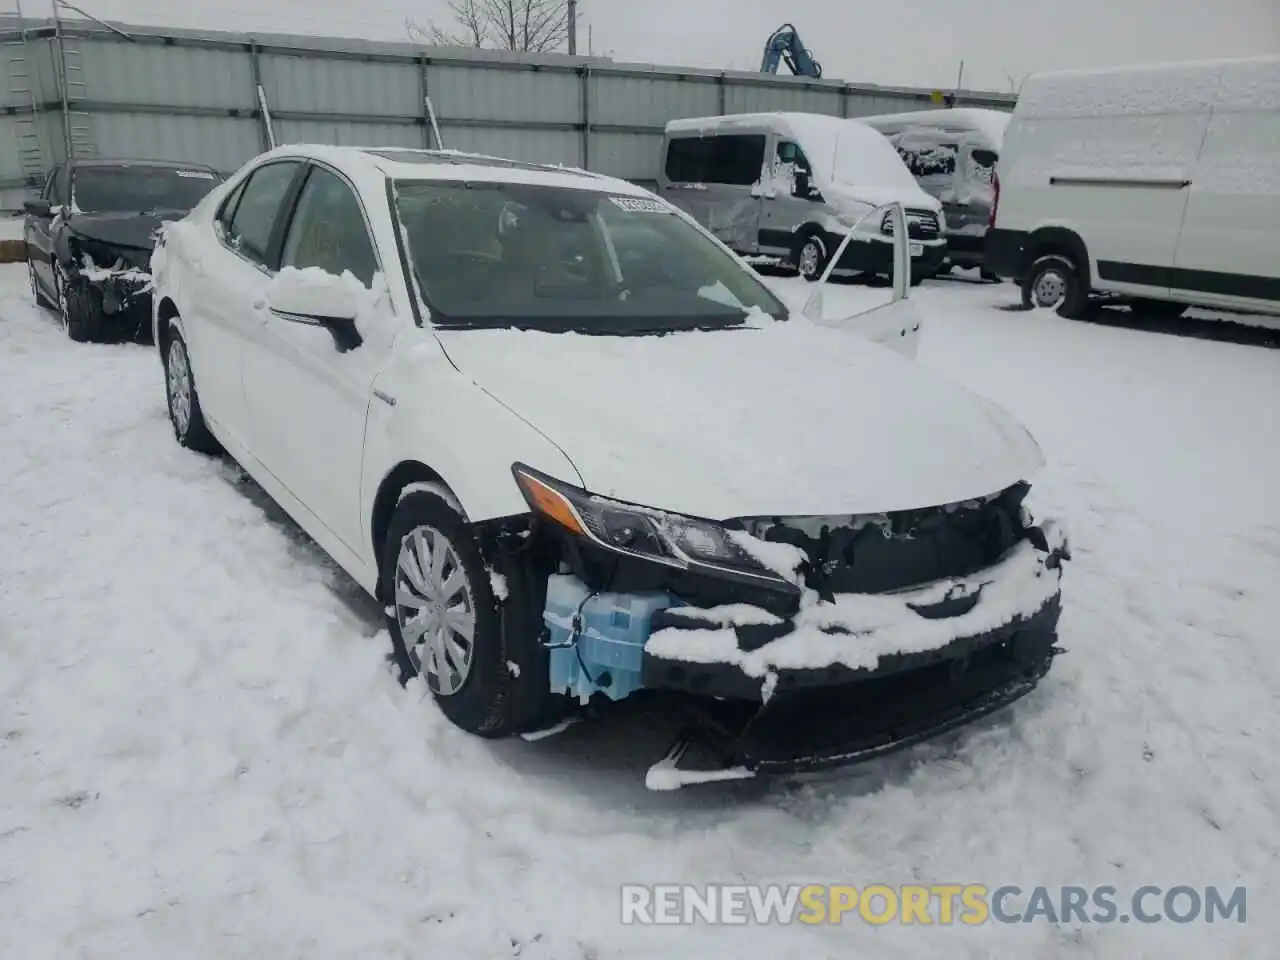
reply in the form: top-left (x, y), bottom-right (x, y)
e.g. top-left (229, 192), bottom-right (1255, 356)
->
top-left (1170, 57), bottom-right (1280, 313)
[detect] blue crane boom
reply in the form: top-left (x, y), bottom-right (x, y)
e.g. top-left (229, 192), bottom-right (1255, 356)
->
top-left (759, 23), bottom-right (823, 78)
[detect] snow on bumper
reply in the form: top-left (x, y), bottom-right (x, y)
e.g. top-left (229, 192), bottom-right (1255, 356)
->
top-left (79, 256), bottom-right (154, 314)
top-left (644, 519), bottom-right (1069, 698)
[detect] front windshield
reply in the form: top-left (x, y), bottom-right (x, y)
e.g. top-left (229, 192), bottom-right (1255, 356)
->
top-left (393, 179), bottom-right (788, 333)
top-left (72, 166), bottom-right (221, 214)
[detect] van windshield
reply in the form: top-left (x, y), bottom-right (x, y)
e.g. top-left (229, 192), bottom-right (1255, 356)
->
top-left (394, 180), bottom-right (789, 334)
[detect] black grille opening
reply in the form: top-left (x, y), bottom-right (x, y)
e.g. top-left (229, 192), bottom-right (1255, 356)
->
top-left (737, 482), bottom-right (1032, 597)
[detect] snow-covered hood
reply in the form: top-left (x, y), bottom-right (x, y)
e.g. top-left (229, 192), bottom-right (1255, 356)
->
top-left (438, 321), bottom-right (1044, 520)
top-left (823, 182), bottom-right (942, 219)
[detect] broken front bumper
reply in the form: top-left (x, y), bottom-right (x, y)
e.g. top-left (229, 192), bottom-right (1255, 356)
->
top-left (641, 523), bottom-right (1070, 775)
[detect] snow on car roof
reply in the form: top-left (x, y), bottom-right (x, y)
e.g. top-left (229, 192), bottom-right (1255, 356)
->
top-left (852, 108), bottom-right (1011, 147)
top-left (1016, 54), bottom-right (1280, 118)
top-left (253, 143), bottom-right (651, 196)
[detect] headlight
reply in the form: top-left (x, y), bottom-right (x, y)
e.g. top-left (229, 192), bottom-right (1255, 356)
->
top-left (512, 463), bottom-right (789, 585)
top-left (937, 209), bottom-right (948, 234)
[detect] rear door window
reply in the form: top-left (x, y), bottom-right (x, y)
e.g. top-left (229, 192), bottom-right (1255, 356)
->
top-left (666, 134), bottom-right (766, 187)
top-left (225, 161), bottom-right (302, 266)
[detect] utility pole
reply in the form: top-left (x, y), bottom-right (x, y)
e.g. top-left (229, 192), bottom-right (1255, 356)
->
top-left (568, 0), bottom-right (578, 55)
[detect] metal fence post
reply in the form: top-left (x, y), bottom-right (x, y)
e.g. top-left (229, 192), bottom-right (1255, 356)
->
top-left (418, 55), bottom-right (432, 148)
top-left (580, 64), bottom-right (591, 170)
top-left (247, 41), bottom-right (274, 151)
top-left (717, 72), bottom-right (726, 114)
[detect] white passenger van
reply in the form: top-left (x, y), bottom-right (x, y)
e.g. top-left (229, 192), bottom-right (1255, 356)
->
top-left (856, 108), bottom-right (1010, 277)
top-left (659, 112), bottom-right (947, 283)
top-left (986, 55), bottom-right (1280, 318)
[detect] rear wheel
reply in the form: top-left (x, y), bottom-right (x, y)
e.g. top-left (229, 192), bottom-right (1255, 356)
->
top-left (1021, 254), bottom-right (1088, 319)
top-left (383, 493), bottom-right (554, 737)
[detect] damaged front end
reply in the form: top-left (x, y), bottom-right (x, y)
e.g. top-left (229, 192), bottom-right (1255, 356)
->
top-left (57, 225), bottom-right (157, 337)
top-left (509, 466), bottom-right (1070, 790)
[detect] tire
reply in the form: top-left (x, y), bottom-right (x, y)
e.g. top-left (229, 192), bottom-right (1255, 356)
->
top-left (1131, 298), bottom-right (1188, 320)
top-left (28, 260), bottom-right (52, 309)
top-left (55, 263), bottom-right (105, 343)
top-left (794, 233), bottom-right (829, 282)
top-left (383, 492), bottom-right (554, 738)
top-left (163, 324), bottom-right (221, 454)
top-left (1021, 253), bottom-right (1088, 319)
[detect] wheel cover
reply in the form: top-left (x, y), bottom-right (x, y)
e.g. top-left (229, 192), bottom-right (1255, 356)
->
top-left (28, 260), bottom-right (39, 300)
top-left (799, 240), bottom-right (822, 277)
top-left (395, 525), bottom-right (476, 696)
top-left (166, 338), bottom-right (192, 435)
top-left (1033, 269), bottom-right (1068, 308)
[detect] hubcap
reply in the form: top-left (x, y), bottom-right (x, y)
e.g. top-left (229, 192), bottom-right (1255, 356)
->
top-left (166, 338), bottom-right (192, 435)
top-left (799, 241), bottom-right (822, 277)
top-left (394, 525), bottom-right (476, 696)
top-left (1033, 269), bottom-right (1067, 308)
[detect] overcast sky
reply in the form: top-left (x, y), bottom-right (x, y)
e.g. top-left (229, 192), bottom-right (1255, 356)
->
top-left (17, 0), bottom-right (1280, 91)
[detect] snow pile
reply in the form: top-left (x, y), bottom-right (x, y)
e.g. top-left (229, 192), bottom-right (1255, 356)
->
top-left (647, 522), bottom-right (1066, 679)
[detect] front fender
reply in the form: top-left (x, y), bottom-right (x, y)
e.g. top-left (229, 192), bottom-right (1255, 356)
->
top-left (360, 330), bottom-right (582, 552)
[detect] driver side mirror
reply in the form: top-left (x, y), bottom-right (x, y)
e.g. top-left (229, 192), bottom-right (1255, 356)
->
top-left (24, 198), bottom-right (52, 218)
top-left (792, 169), bottom-right (815, 199)
top-left (266, 270), bottom-right (365, 353)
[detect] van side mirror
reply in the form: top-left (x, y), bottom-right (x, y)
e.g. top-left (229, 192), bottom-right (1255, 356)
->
top-left (24, 198), bottom-right (52, 218)
top-left (793, 169), bottom-right (816, 199)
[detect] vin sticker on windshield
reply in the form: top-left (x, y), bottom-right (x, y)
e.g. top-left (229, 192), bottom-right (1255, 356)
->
top-left (176, 170), bottom-right (216, 179)
top-left (608, 196), bottom-right (672, 214)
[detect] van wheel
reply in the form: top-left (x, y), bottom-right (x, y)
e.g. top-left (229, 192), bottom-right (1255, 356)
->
top-left (795, 234), bottom-right (829, 282)
top-left (382, 493), bottom-right (554, 738)
top-left (1022, 254), bottom-right (1087, 319)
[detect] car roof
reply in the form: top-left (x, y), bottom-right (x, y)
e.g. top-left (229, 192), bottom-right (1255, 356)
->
top-left (250, 143), bottom-right (653, 198)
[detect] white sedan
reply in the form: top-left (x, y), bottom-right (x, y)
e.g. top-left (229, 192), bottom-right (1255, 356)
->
top-left (151, 144), bottom-right (1069, 788)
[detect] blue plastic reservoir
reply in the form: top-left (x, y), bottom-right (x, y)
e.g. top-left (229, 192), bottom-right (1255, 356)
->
top-left (543, 574), bottom-right (676, 704)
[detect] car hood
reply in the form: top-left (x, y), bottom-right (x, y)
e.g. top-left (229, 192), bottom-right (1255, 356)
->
top-left (65, 211), bottom-right (185, 251)
top-left (437, 319), bottom-right (1045, 520)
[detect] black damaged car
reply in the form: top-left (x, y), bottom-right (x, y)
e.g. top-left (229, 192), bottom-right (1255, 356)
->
top-left (23, 159), bottom-right (222, 342)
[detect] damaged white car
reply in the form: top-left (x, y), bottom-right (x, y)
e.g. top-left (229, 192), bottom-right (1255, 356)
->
top-left (151, 144), bottom-right (1069, 790)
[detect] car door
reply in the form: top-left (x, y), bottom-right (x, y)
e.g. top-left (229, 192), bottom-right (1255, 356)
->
top-left (242, 162), bottom-right (395, 553)
top-left (759, 137), bottom-right (816, 256)
top-left (184, 160), bottom-right (305, 451)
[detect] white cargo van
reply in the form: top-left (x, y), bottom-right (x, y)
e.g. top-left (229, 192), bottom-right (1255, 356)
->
top-left (659, 112), bottom-right (947, 283)
top-left (856, 108), bottom-right (1010, 277)
top-left (986, 55), bottom-right (1280, 318)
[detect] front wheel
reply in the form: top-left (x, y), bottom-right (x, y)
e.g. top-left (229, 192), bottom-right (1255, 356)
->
top-left (164, 325), bottom-right (221, 454)
top-left (1021, 254), bottom-right (1088, 319)
top-left (383, 493), bottom-right (554, 738)
top-left (795, 234), bottom-right (829, 282)
top-left (55, 263), bottom-right (105, 343)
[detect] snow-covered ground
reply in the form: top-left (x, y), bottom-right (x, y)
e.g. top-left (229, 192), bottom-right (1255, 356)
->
top-left (0, 217), bottom-right (22, 242)
top-left (1, 264), bottom-right (1278, 958)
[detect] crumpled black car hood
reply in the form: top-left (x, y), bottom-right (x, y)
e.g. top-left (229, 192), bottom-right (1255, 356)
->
top-left (65, 210), bottom-right (186, 252)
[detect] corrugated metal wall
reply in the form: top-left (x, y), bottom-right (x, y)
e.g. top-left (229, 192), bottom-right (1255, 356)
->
top-left (0, 15), bottom-right (1015, 210)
